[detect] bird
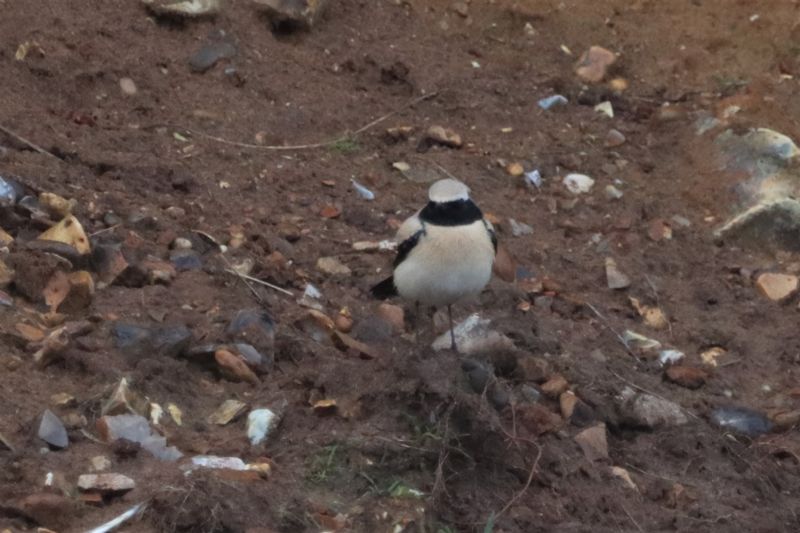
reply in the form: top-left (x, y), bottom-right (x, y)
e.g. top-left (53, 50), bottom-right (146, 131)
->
top-left (371, 178), bottom-right (497, 350)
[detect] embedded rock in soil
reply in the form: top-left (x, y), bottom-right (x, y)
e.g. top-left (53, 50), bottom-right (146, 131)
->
top-left (96, 414), bottom-right (182, 461)
top-left (754, 272), bottom-right (798, 302)
top-left (189, 29), bottom-right (237, 73)
top-left (605, 257), bottom-right (630, 290)
top-left (226, 309), bottom-right (276, 355)
top-left (141, 0), bottom-right (221, 17)
top-left (252, 0), bottom-right (329, 29)
top-left (431, 314), bottom-right (514, 354)
top-left (77, 473), bottom-right (136, 494)
top-left (665, 365), bottom-right (709, 389)
top-left (710, 406), bottom-right (772, 437)
top-left (112, 322), bottom-right (193, 359)
top-left (208, 399), bottom-right (248, 425)
top-left (619, 390), bottom-right (688, 429)
top-left (575, 45), bottom-right (616, 83)
top-left (574, 423), bottom-right (609, 462)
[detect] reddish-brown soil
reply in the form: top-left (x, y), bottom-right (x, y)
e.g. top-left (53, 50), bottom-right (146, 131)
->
top-left (2, 1), bottom-right (800, 532)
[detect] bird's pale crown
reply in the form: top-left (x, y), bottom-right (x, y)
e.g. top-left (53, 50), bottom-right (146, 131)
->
top-left (428, 178), bottom-right (470, 203)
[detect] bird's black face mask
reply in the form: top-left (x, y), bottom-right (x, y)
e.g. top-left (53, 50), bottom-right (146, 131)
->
top-left (419, 199), bottom-right (483, 226)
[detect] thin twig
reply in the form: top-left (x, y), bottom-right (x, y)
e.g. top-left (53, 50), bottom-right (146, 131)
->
top-left (0, 123), bottom-right (60, 160)
top-left (217, 251), bottom-right (266, 305)
top-left (610, 369), bottom-right (701, 421)
top-left (586, 302), bottom-right (634, 356)
top-left (180, 92), bottom-right (439, 151)
top-left (620, 504), bottom-right (644, 533)
top-left (494, 443), bottom-right (542, 521)
top-left (89, 224), bottom-right (121, 237)
top-left (223, 268), bottom-right (294, 297)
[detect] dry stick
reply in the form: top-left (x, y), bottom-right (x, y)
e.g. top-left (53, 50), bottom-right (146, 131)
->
top-left (586, 302), bottom-right (634, 356)
top-left (0, 123), bottom-right (60, 160)
top-left (620, 504), bottom-right (645, 533)
top-left (181, 92), bottom-right (439, 151)
top-left (223, 269), bottom-right (294, 297)
top-left (610, 369), bottom-right (702, 422)
top-left (493, 443), bottom-right (542, 521)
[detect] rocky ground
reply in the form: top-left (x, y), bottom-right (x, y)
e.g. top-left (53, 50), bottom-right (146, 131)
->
top-left (2, 0), bottom-right (800, 532)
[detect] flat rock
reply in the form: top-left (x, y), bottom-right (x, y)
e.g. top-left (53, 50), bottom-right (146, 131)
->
top-left (208, 399), bottom-right (248, 425)
top-left (77, 473), bottom-right (135, 494)
top-left (574, 424), bottom-right (609, 462)
top-left (755, 272), bottom-right (798, 301)
top-left (38, 409), bottom-right (68, 449)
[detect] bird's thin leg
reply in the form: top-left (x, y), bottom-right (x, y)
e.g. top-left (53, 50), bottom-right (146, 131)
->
top-left (448, 304), bottom-right (457, 351)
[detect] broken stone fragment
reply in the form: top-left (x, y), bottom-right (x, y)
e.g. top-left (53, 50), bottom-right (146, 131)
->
top-left (574, 423), bottom-right (609, 462)
top-left (38, 409), bottom-right (68, 449)
top-left (605, 257), bottom-right (630, 289)
top-left (102, 378), bottom-right (149, 416)
top-left (96, 414), bottom-right (182, 461)
top-left (37, 215), bottom-right (91, 254)
top-left (207, 399), bottom-right (248, 425)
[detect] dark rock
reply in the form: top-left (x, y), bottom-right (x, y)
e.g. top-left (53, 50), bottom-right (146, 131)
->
top-left (233, 342), bottom-right (273, 373)
top-left (225, 309), bottom-right (275, 355)
top-left (15, 493), bottom-right (75, 529)
top-left (352, 315), bottom-right (392, 343)
top-left (711, 406), bottom-right (772, 437)
top-left (170, 249), bottom-right (203, 271)
top-left (112, 322), bottom-right (192, 358)
top-left (461, 358), bottom-right (491, 393)
top-left (189, 29), bottom-right (236, 73)
top-left (38, 409), bottom-right (68, 449)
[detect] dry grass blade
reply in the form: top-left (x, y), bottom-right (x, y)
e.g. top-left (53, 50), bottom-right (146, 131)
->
top-left (0, 123), bottom-right (60, 160)
top-left (180, 92), bottom-right (438, 151)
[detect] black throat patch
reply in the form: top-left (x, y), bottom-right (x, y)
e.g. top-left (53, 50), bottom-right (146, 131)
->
top-left (418, 199), bottom-right (483, 226)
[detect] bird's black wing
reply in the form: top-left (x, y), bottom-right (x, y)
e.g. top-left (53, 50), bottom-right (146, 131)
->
top-left (484, 221), bottom-right (498, 254)
top-left (370, 228), bottom-right (425, 299)
top-left (393, 228), bottom-right (425, 268)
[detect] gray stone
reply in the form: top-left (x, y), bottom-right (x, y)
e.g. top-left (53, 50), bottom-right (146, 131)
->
top-left (619, 390), bottom-right (688, 429)
top-left (38, 410), bottom-right (68, 449)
